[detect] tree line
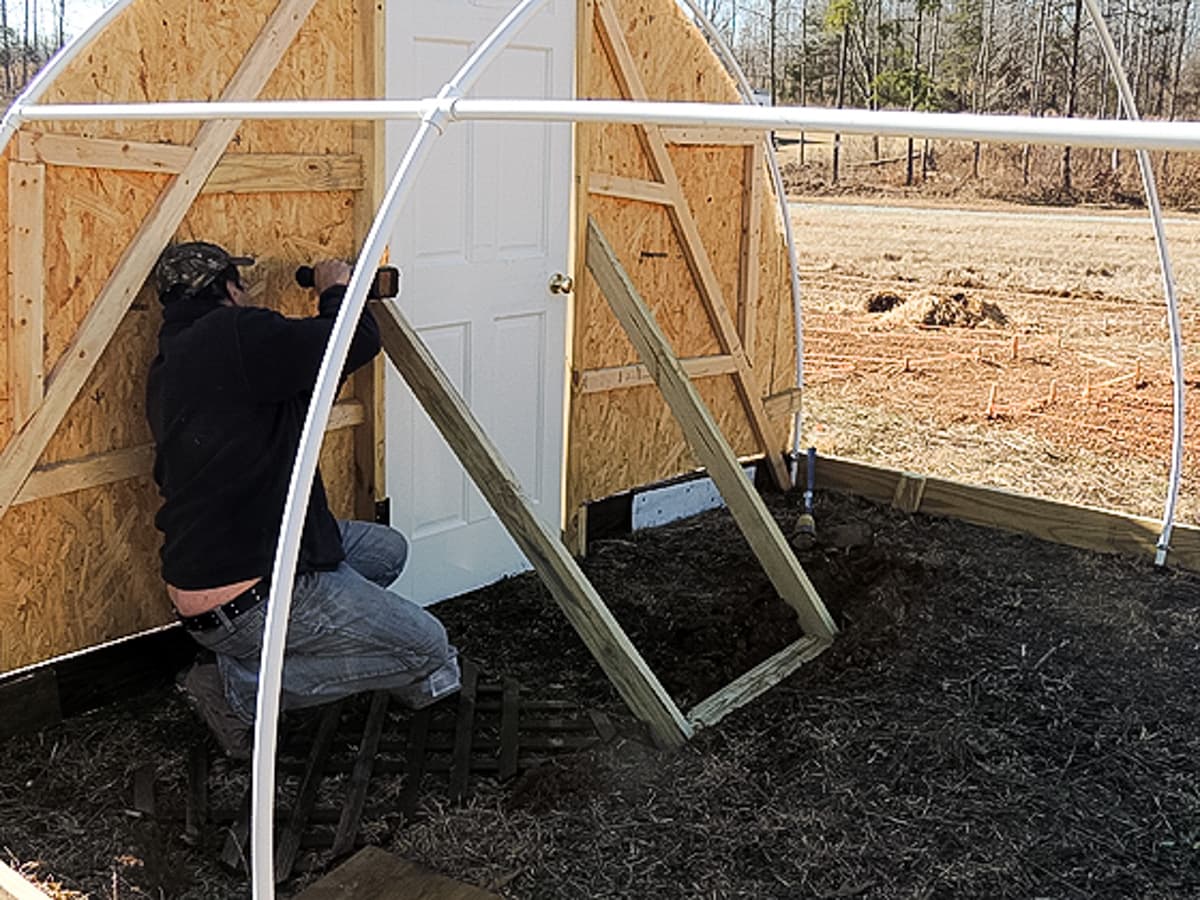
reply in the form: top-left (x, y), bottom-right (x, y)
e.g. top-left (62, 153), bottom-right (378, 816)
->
top-left (0, 1), bottom-right (71, 100)
top-left (696, 0), bottom-right (1198, 192)
top-left (705, 0), bottom-right (1197, 119)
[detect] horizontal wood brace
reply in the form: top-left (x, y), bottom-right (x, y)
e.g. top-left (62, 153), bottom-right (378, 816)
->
top-left (14, 130), bottom-right (363, 193)
top-left (687, 635), bottom-right (830, 729)
top-left (587, 172), bottom-right (672, 205)
top-left (13, 399), bottom-right (366, 507)
top-left (660, 126), bottom-right (761, 146)
top-left (575, 355), bottom-right (737, 393)
top-left (762, 387), bottom-right (802, 419)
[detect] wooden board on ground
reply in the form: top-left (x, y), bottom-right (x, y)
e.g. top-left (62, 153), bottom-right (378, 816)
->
top-left (294, 846), bottom-right (500, 900)
top-left (816, 453), bottom-right (1200, 571)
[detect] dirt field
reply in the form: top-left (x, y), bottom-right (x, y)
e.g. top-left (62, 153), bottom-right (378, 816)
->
top-left (2, 487), bottom-right (1198, 899)
top-left (790, 197), bottom-right (1200, 531)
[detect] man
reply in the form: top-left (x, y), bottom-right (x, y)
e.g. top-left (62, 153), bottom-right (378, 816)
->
top-left (147, 241), bottom-right (459, 758)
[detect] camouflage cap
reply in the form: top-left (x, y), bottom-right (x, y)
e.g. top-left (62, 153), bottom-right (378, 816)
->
top-left (154, 241), bottom-right (254, 297)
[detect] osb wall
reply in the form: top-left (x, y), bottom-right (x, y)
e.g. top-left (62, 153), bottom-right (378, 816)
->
top-left (568, 0), bottom-right (797, 516)
top-left (0, 0), bottom-right (377, 672)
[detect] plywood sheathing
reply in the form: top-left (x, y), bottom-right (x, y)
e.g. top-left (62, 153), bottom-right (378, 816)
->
top-left (0, 0), bottom-right (374, 673)
top-left (569, 0), bottom-right (798, 512)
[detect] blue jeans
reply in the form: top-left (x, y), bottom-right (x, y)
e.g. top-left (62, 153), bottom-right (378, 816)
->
top-left (190, 520), bottom-right (453, 723)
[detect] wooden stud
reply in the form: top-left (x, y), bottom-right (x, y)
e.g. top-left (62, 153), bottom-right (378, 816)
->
top-left (586, 219), bottom-right (836, 641)
top-left (331, 691), bottom-right (389, 858)
top-left (498, 679), bottom-right (520, 782)
top-left (184, 744), bottom-right (209, 846)
top-left (660, 126), bottom-right (760, 146)
top-left (448, 660), bottom-right (479, 805)
top-left (276, 699), bottom-right (344, 883)
top-left (7, 160), bottom-right (46, 430)
top-left (737, 142), bottom-right (763, 354)
top-left (350, 0), bottom-right (387, 522)
top-left (15, 132), bottom-right (364, 192)
top-left (587, 172), bottom-right (673, 205)
top-left (12, 400), bottom-right (362, 507)
top-left (891, 472), bottom-right (927, 514)
top-left (688, 636), bottom-right (829, 729)
top-left (593, 0), bottom-right (792, 492)
top-left (576, 354), bottom-right (737, 393)
top-left (986, 384), bottom-right (998, 417)
top-left (399, 707), bottom-right (431, 823)
top-left (0, 0), bottom-right (322, 526)
top-left (371, 296), bottom-right (691, 748)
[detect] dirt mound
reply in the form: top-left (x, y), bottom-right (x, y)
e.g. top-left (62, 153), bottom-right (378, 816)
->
top-left (870, 289), bottom-right (1008, 328)
top-left (865, 291), bottom-right (905, 313)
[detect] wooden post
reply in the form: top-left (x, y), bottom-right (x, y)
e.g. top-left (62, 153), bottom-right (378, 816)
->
top-left (370, 296), bottom-right (692, 749)
top-left (586, 218), bottom-right (836, 641)
top-left (986, 384), bottom-right (998, 417)
top-left (6, 160), bottom-right (45, 430)
top-left (349, 0), bottom-right (387, 521)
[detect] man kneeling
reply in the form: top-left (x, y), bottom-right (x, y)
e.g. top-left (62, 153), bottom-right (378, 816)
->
top-left (146, 242), bottom-right (459, 758)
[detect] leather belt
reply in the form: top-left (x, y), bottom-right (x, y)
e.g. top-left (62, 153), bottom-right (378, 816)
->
top-left (177, 580), bottom-right (269, 632)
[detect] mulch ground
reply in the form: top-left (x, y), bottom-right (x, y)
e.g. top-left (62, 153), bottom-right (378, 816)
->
top-left (3, 486), bottom-right (1199, 899)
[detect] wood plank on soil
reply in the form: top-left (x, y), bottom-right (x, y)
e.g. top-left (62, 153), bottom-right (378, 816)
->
top-left (331, 691), bottom-right (390, 857)
top-left (275, 700), bottom-right (345, 882)
top-left (293, 845), bottom-right (500, 900)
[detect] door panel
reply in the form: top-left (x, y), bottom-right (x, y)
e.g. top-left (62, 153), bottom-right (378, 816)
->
top-left (384, 1), bottom-right (573, 605)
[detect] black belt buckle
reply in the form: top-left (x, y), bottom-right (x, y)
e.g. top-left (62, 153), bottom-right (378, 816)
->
top-left (178, 581), bottom-right (269, 633)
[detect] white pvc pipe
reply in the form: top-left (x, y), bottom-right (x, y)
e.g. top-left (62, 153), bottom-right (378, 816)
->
top-left (1083, 0), bottom-right (1186, 566)
top-left (0, 0), bottom-right (136, 149)
top-left (15, 98), bottom-right (1200, 152)
top-left (674, 0), bottom-right (808, 476)
top-left (248, 2), bottom-right (552, 899)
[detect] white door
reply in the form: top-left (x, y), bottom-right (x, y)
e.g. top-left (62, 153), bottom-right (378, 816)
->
top-left (383, 1), bottom-right (574, 604)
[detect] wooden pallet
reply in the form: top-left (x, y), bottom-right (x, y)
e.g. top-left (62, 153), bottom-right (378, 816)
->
top-left (199, 662), bottom-right (613, 882)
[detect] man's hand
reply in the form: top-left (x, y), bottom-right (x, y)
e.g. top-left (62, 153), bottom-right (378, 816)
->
top-left (312, 259), bottom-right (352, 294)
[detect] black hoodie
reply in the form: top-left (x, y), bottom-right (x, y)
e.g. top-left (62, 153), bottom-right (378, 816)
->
top-left (146, 286), bottom-right (380, 589)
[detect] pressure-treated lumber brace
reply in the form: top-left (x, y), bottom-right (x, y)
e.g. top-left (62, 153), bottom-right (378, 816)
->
top-left (688, 635), bottom-right (829, 729)
top-left (586, 218), bottom-right (836, 641)
top-left (593, 0), bottom-right (792, 491)
top-left (0, 859), bottom-right (52, 900)
top-left (370, 296), bottom-right (692, 749)
top-left (0, 0), bottom-right (320, 526)
top-left (816, 453), bottom-right (1200, 570)
top-left (7, 159), bottom-right (45, 430)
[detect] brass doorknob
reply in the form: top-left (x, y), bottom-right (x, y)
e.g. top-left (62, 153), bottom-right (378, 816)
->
top-left (549, 273), bottom-right (574, 294)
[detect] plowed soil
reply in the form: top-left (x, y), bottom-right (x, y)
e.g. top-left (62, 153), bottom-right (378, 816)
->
top-left (792, 199), bottom-right (1200, 523)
